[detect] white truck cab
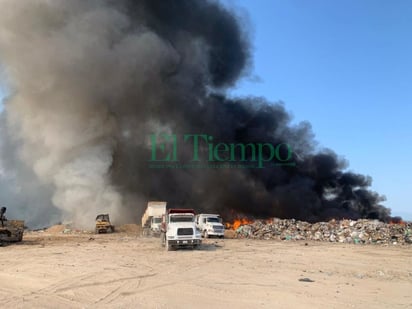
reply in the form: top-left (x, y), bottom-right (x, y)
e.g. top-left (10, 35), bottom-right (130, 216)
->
top-left (141, 201), bottom-right (167, 237)
top-left (161, 209), bottom-right (202, 251)
top-left (150, 216), bottom-right (162, 234)
top-left (195, 214), bottom-right (225, 238)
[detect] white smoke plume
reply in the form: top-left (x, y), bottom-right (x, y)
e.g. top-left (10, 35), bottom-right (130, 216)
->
top-left (0, 0), bottom-right (177, 227)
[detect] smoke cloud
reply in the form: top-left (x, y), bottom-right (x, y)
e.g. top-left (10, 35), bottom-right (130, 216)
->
top-left (0, 0), bottom-right (390, 228)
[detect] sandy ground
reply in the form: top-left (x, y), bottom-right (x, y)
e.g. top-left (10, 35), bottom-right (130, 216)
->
top-left (0, 229), bottom-right (411, 309)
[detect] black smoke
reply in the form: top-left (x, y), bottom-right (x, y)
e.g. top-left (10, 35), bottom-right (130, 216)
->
top-left (109, 0), bottom-right (390, 222)
top-left (0, 0), bottom-right (390, 227)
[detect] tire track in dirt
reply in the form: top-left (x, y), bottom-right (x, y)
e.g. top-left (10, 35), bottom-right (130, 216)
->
top-left (54, 273), bottom-right (157, 293)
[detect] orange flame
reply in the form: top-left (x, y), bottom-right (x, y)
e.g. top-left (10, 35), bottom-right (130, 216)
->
top-left (225, 215), bottom-right (276, 230)
top-left (389, 220), bottom-right (406, 226)
top-left (225, 218), bottom-right (254, 230)
top-left (265, 218), bottom-right (273, 224)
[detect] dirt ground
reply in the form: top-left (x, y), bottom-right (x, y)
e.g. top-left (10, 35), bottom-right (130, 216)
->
top-left (0, 228), bottom-right (411, 309)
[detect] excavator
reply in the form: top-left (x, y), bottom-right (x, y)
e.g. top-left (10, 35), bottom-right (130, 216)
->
top-left (0, 206), bottom-right (24, 243)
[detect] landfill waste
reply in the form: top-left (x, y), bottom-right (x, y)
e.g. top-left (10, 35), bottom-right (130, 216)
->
top-left (233, 218), bottom-right (412, 245)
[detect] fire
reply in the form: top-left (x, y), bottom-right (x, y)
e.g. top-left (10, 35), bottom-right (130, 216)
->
top-left (225, 218), bottom-right (254, 230)
top-left (389, 220), bottom-right (406, 226)
top-left (264, 218), bottom-right (273, 224)
top-left (225, 217), bottom-right (275, 230)
top-left (389, 216), bottom-right (406, 225)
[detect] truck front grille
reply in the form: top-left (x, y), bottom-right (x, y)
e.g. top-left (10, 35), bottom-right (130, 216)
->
top-left (177, 228), bottom-right (193, 236)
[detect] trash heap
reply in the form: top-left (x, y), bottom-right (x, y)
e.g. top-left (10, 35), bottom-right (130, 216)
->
top-left (234, 218), bottom-right (412, 244)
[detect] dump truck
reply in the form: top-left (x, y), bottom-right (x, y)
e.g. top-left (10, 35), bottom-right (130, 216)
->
top-left (195, 213), bottom-right (225, 238)
top-left (95, 214), bottom-right (115, 233)
top-left (160, 208), bottom-right (202, 251)
top-left (0, 207), bottom-right (24, 243)
top-left (141, 201), bottom-right (167, 237)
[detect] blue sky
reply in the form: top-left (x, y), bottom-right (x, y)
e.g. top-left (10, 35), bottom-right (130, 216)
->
top-left (1, 1), bottom-right (411, 219)
top-left (223, 0), bottom-right (412, 219)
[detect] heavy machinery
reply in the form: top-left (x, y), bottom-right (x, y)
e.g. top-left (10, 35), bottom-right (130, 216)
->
top-left (141, 201), bottom-right (167, 237)
top-left (0, 207), bottom-right (24, 243)
top-left (160, 208), bottom-right (202, 251)
top-left (95, 214), bottom-right (115, 233)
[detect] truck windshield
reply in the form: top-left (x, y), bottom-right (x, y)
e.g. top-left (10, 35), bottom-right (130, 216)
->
top-left (207, 217), bottom-right (220, 223)
top-left (170, 216), bottom-right (193, 223)
top-left (153, 218), bottom-right (162, 223)
top-left (96, 215), bottom-right (109, 221)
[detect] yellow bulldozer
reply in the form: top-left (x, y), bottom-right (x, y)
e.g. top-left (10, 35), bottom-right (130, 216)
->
top-left (0, 207), bottom-right (24, 243)
top-left (95, 214), bottom-right (115, 234)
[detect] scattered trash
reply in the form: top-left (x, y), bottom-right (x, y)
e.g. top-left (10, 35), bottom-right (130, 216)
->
top-left (234, 218), bottom-right (412, 245)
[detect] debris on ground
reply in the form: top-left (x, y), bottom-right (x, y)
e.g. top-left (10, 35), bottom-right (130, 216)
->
top-left (234, 219), bottom-right (412, 245)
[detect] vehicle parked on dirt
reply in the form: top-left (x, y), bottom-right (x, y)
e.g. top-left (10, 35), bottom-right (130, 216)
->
top-left (95, 214), bottom-right (115, 233)
top-left (195, 214), bottom-right (225, 238)
top-left (0, 206), bottom-right (24, 242)
top-left (141, 201), bottom-right (167, 237)
top-left (160, 209), bottom-right (201, 251)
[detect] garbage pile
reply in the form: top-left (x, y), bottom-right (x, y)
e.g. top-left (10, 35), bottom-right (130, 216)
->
top-left (234, 218), bottom-right (412, 244)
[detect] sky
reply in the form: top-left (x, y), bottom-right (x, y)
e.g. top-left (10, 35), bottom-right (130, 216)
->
top-left (222, 0), bottom-right (412, 219)
top-left (0, 0), bottom-right (411, 219)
